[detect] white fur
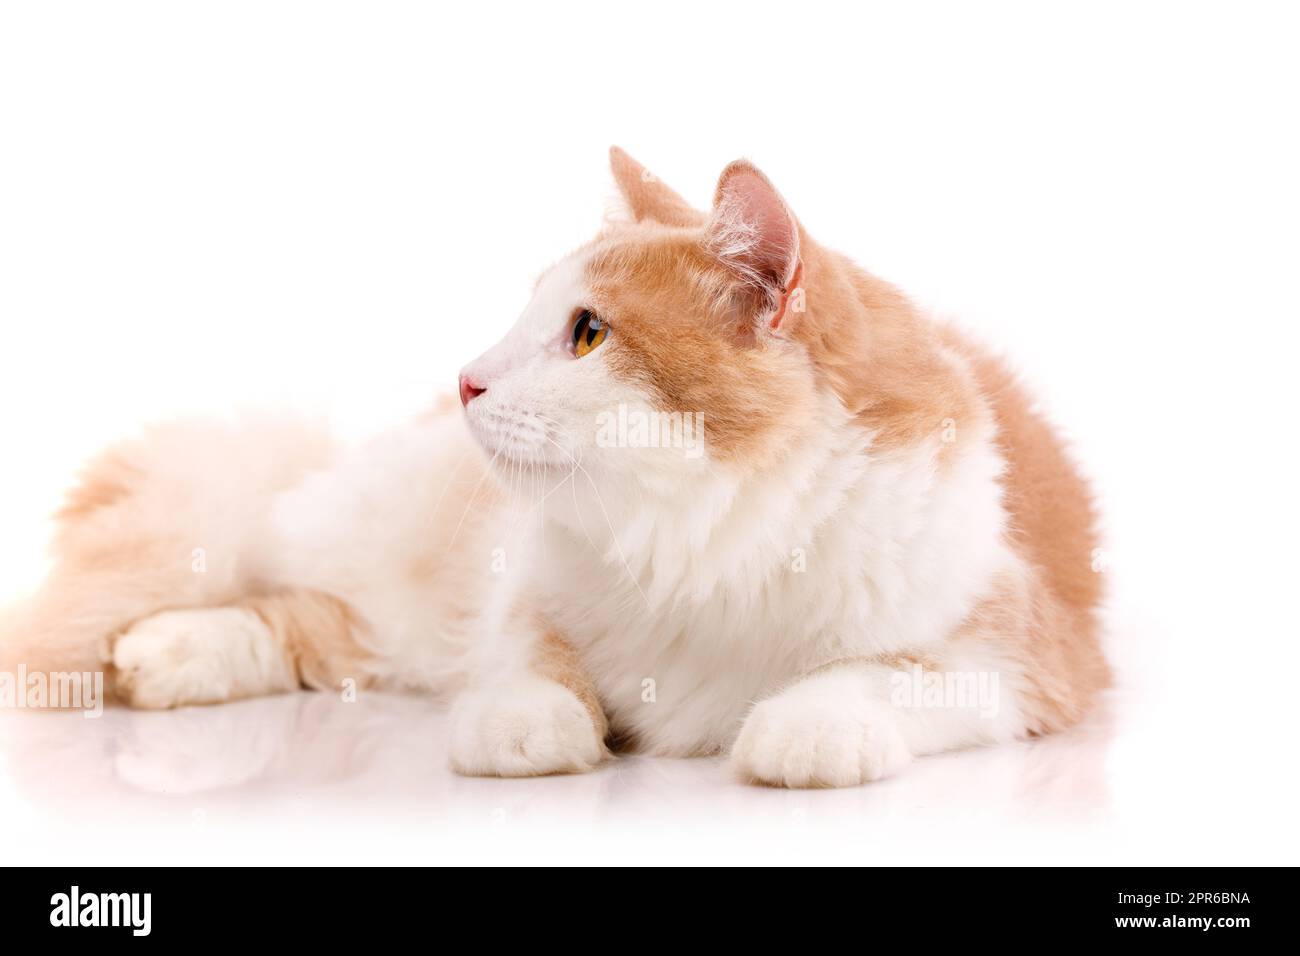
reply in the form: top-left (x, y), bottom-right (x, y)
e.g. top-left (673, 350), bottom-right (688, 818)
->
top-left (114, 607), bottom-right (295, 708)
top-left (448, 675), bottom-right (605, 777)
top-left (515, 409), bottom-right (1019, 759)
top-left (70, 244), bottom-right (1031, 787)
top-left (445, 246), bottom-right (1028, 778)
top-left (730, 668), bottom-right (913, 787)
top-left (257, 411), bottom-right (500, 694)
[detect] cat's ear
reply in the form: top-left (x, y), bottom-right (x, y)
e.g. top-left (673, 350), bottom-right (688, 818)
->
top-left (707, 160), bottom-right (803, 333)
top-left (608, 146), bottom-right (705, 227)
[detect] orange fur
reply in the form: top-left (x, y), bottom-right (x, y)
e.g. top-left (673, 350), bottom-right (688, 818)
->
top-left (951, 568), bottom-right (1108, 733)
top-left (598, 149), bottom-right (1109, 735)
top-left (794, 244), bottom-right (984, 457)
top-left (947, 333), bottom-right (1109, 729)
top-left (1, 418), bottom-right (339, 695)
top-left (587, 230), bottom-right (817, 463)
top-left (242, 589), bottom-right (373, 693)
top-left (533, 630), bottom-right (608, 740)
top-left (504, 598), bottom-right (608, 739)
top-left (589, 170), bottom-right (987, 467)
top-left (4, 148), bottom-right (1108, 749)
top-left (608, 146), bottom-right (706, 228)
top-left (55, 450), bottom-right (142, 521)
top-left (949, 332), bottom-right (1103, 613)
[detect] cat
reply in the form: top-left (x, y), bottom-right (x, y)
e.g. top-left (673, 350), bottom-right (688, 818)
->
top-left (0, 148), bottom-right (1108, 788)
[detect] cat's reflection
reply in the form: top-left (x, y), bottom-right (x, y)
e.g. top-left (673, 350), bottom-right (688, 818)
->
top-left (110, 692), bottom-right (428, 794)
top-left (0, 691), bottom-right (446, 805)
top-left (0, 690), bottom-right (1116, 827)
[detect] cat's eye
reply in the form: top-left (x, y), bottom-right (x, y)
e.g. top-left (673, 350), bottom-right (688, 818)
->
top-left (572, 309), bottom-right (608, 358)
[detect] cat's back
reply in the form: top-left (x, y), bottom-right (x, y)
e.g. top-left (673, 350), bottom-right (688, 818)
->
top-left (942, 327), bottom-right (1103, 617)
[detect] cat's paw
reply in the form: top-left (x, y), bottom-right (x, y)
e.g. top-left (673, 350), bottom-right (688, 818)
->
top-left (730, 678), bottom-right (912, 788)
top-left (113, 608), bottom-right (291, 709)
top-left (448, 677), bottom-right (607, 777)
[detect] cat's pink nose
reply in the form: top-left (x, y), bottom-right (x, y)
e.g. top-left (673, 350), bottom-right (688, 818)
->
top-left (459, 373), bottom-right (486, 407)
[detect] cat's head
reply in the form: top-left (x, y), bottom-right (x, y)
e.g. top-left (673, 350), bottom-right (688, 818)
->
top-left (458, 148), bottom-right (828, 486)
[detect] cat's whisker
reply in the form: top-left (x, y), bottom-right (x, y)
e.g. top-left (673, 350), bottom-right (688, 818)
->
top-left (503, 451), bottom-right (517, 531)
top-left (538, 432), bottom-right (651, 611)
top-left (442, 441), bottom-right (506, 556)
top-left (518, 459), bottom-right (577, 525)
top-left (421, 442), bottom-right (478, 563)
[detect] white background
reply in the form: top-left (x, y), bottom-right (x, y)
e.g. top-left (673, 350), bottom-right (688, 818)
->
top-left (1, 1), bottom-right (1297, 865)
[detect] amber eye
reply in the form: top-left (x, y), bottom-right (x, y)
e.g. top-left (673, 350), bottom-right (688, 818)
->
top-left (572, 309), bottom-right (608, 358)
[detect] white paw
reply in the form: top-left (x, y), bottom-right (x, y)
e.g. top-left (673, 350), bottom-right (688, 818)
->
top-left (448, 676), bottom-right (607, 777)
top-left (113, 608), bottom-right (292, 709)
top-left (730, 678), bottom-right (912, 788)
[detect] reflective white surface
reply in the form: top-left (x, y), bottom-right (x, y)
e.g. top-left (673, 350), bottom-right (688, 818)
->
top-left (2, 613), bottom-right (1291, 866)
top-left (2, 1), bottom-right (1297, 866)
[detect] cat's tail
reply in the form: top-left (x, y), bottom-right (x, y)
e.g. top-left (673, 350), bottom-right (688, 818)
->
top-left (0, 415), bottom-right (337, 695)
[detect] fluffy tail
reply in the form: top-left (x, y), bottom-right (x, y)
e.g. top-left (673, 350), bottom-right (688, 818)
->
top-left (0, 415), bottom-right (336, 692)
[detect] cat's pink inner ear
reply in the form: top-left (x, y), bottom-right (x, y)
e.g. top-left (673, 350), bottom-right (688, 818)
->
top-left (608, 146), bottom-right (705, 227)
top-left (708, 161), bottom-right (801, 325)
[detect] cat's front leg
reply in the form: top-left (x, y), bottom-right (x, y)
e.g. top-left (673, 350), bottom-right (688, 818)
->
top-left (730, 666), bottom-right (913, 788)
top-left (730, 653), bottom-right (1010, 788)
top-left (448, 630), bottom-right (609, 777)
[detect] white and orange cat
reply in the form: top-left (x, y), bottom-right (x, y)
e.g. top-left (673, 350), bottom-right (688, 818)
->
top-left (0, 148), bottom-right (1108, 788)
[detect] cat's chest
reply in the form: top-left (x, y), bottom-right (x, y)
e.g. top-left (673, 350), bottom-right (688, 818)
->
top-left (527, 436), bottom-right (1009, 755)
top-left (568, 579), bottom-right (845, 754)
